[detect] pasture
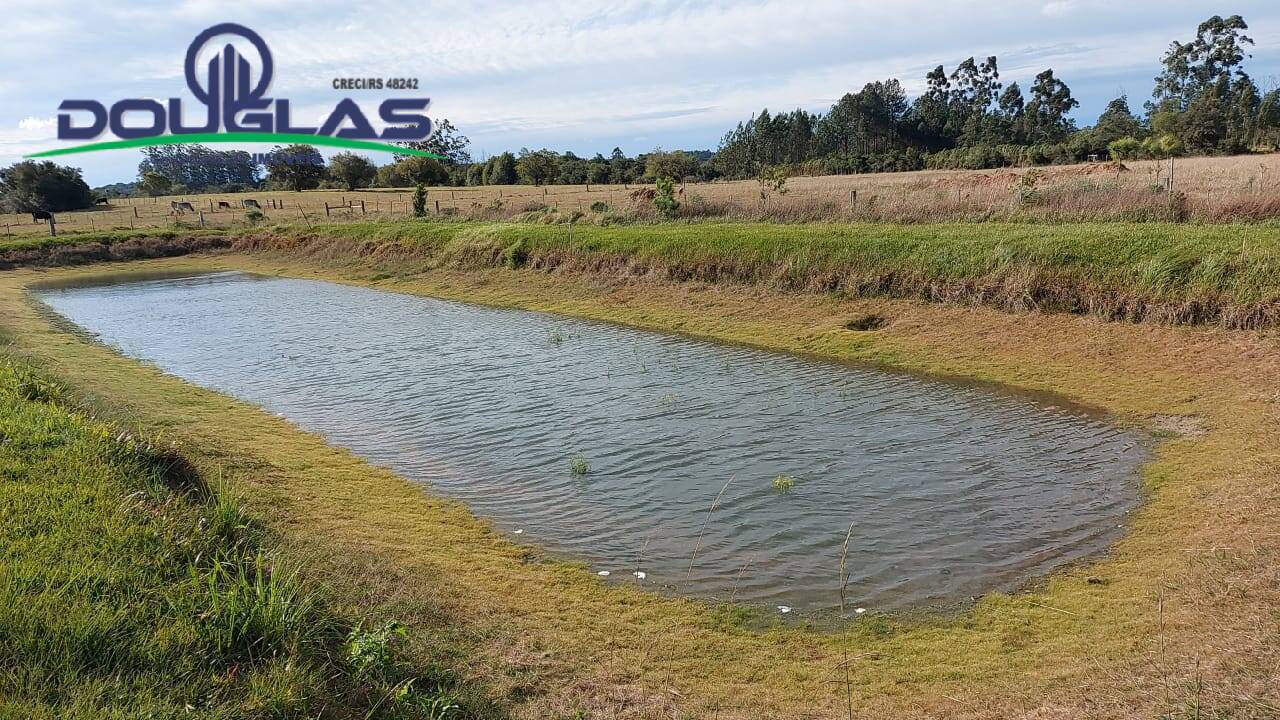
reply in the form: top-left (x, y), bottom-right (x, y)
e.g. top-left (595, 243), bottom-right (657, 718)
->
top-left (4, 153), bottom-right (1280, 239)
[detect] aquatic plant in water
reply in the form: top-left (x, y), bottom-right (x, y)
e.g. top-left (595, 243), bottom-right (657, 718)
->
top-left (569, 454), bottom-right (589, 476)
top-left (772, 474), bottom-right (797, 492)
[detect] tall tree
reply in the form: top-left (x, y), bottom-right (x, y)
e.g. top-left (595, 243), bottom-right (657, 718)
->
top-left (400, 118), bottom-right (472, 165)
top-left (1094, 96), bottom-right (1143, 144)
top-left (996, 82), bottom-right (1026, 143)
top-left (0, 161), bottom-right (94, 212)
top-left (1024, 69), bottom-right (1079, 143)
top-left (327, 152), bottom-right (377, 190)
top-left (264, 145), bottom-right (326, 191)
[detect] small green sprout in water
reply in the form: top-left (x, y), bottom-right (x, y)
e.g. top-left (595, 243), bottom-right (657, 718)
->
top-left (569, 454), bottom-right (589, 476)
top-left (548, 329), bottom-right (567, 346)
top-left (772, 474), bottom-right (797, 493)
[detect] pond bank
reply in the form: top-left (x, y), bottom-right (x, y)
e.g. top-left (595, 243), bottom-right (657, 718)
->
top-left (6, 218), bottom-right (1280, 327)
top-left (2, 240), bottom-right (1278, 717)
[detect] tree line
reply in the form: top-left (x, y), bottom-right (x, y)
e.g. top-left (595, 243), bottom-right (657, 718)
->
top-left (714, 14), bottom-right (1279, 177)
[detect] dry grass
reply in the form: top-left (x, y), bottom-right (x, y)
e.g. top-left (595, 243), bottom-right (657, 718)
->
top-left (3, 250), bottom-right (1278, 718)
top-left (3, 153), bottom-right (1280, 240)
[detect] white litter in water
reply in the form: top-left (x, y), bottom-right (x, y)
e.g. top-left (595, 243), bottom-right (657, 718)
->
top-left (777, 605), bottom-right (792, 614)
top-left (855, 607), bottom-right (867, 614)
top-left (633, 571), bottom-right (647, 580)
top-left (597, 570), bottom-right (611, 576)
top-left (513, 529), bottom-right (524, 534)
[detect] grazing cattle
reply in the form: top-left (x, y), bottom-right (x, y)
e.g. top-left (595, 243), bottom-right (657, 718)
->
top-left (94, 197), bottom-right (110, 205)
top-left (170, 201), bottom-right (195, 214)
top-left (31, 210), bottom-right (52, 223)
top-left (217, 201), bottom-right (232, 210)
top-left (242, 199), bottom-right (262, 209)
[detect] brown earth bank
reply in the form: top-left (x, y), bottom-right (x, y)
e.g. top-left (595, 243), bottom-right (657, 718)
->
top-left (2, 235), bottom-right (1279, 717)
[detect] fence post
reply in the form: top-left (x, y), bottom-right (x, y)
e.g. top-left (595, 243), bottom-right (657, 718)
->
top-left (134, 206), bottom-right (140, 218)
top-left (297, 208), bottom-right (312, 228)
top-left (324, 203), bottom-right (331, 217)
top-left (434, 200), bottom-right (440, 214)
top-left (199, 211), bottom-right (206, 228)
top-left (48, 215), bottom-right (56, 237)
top-left (849, 190), bottom-right (856, 208)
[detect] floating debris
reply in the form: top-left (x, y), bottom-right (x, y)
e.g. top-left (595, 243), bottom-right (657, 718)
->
top-left (633, 571), bottom-right (647, 580)
top-left (513, 529), bottom-right (524, 535)
top-left (777, 605), bottom-right (792, 614)
top-left (597, 570), bottom-right (610, 577)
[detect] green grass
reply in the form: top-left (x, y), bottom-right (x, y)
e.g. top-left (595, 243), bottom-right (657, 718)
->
top-left (7, 218), bottom-right (1280, 326)
top-left (0, 357), bottom-right (485, 719)
top-left (0, 226), bottom-right (221, 253)
top-left (235, 219), bottom-right (1280, 326)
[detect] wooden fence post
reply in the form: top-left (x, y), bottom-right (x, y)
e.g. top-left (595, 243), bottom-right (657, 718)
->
top-left (199, 211), bottom-right (206, 228)
top-left (434, 200), bottom-right (440, 214)
top-left (48, 215), bottom-right (56, 237)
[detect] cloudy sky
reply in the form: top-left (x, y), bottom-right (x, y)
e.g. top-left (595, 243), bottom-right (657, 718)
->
top-left (2, 0), bottom-right (1279, 186)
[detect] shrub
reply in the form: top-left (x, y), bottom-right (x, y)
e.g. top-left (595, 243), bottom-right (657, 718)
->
top-left (654, 177), bottom-right (680, 218)
top-left (0, 160), bottom-right (94, 212)
top-left (413, 183), bottom-right (427, 217)
top-left (1108, 136), bottom-right (1143, 160)
top-left (757, 165), bottom-right (789, 199)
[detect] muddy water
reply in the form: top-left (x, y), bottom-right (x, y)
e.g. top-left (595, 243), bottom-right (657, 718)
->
top-left (37, 271), bottom-right (1145, 614)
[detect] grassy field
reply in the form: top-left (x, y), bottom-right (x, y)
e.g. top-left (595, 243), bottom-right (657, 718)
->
top-left (3, 153), bottom-right (1280, 240)
top-left (2, 244), bottom-right (1278, 717)
top-left (6, 218), bottom-right (1278, 328)
top-left (0, 356), bottom-right (496, 718)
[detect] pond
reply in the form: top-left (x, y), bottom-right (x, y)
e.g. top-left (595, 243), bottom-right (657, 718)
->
top-left (37, 271), bottom-right (1146, 616)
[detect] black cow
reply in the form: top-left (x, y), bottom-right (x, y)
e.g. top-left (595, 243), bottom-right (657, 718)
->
top-left (31, 210), bottom-right (52, 223)
top-left (217, 201), bottom-right (232, 210)
top-left (171, 201), bottom-right (195, 214)
top-left (94, 197), bottom-right (110, 205)
top-left (242, 199), bottom-right (262, 209)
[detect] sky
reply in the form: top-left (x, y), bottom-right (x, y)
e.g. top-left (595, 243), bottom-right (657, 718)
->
top-left (2, 0), bottom-right (1279, 186)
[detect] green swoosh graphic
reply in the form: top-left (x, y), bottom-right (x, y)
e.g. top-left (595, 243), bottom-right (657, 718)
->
top-left (24, 132), bottom-right (444, 159)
